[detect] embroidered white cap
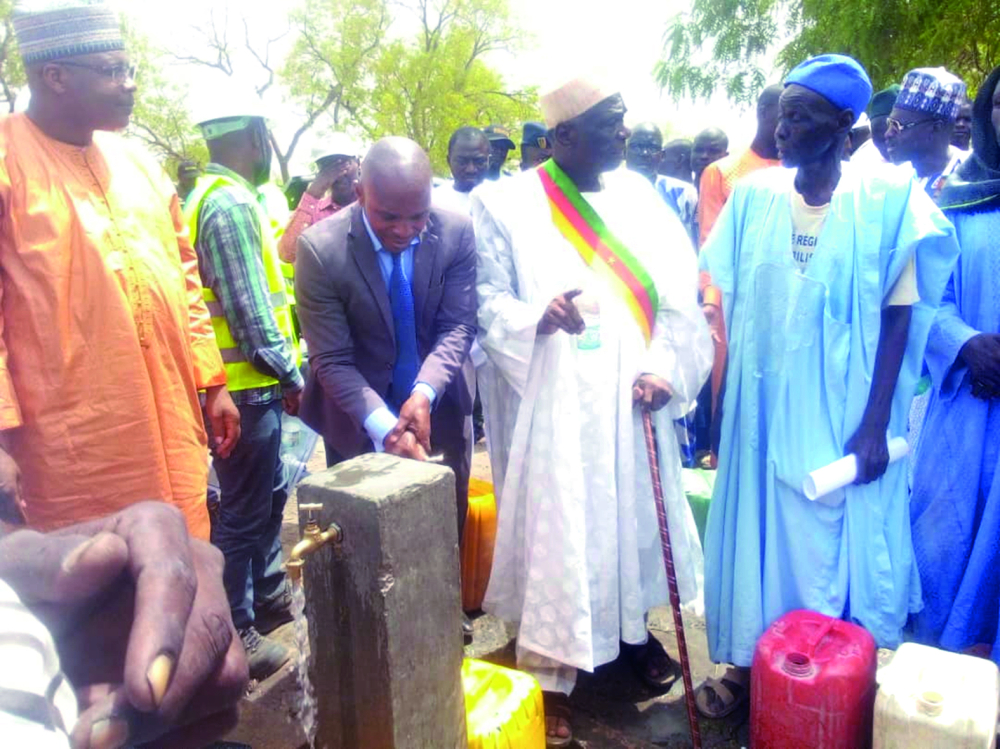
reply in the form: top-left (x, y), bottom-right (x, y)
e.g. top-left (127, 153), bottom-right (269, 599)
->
top-left (540, 74), bottom-right (620, 129)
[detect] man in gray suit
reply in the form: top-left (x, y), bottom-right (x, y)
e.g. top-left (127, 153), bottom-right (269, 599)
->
top-left (295, 136), bottom-right (477, 547)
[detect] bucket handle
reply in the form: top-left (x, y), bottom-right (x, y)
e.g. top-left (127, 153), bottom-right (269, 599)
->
top-left (805, 617), bottom-right (837, 657)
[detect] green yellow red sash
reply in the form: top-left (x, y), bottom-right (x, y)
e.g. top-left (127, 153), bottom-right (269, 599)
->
top-left (538, 159), bottom-right (659, 343)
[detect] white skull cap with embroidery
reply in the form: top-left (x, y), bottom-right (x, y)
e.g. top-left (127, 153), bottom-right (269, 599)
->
top-left (540, 74), bottom-right (620, 129)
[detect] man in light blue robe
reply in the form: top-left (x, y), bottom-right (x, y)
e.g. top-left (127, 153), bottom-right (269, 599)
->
top-left (696, 54), bottom-right (960, 717)
top-left (910, 63), bottom-right (1000, 663)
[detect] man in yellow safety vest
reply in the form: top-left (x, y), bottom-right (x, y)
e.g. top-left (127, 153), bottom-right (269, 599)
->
top-left (186, 97), bottom-right (303, 681)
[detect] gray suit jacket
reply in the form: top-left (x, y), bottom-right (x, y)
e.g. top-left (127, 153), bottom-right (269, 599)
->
top-left (295, 202), bottom-right (477, 459)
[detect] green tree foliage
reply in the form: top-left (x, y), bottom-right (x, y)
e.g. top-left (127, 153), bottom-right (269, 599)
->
top-left (124, 22), bottom-right (208, 175)
top-left (0, 0), bottom-right (25, 113)
top-left (0, 0), bottom-right (535, 180)
top-left (127, 70), bottom-right (209, 177)
top-left (655, 0), bottom-right (1000, 106)
top-left (286, 0), bottom-right (539, 175)
top-left (279, 0), bottom-right (391, 181)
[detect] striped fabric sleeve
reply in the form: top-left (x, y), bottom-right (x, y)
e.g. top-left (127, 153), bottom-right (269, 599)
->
top-left (0, 580), bottom-right (76, 747)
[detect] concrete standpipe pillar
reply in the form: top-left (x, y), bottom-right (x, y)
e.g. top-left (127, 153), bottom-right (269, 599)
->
top-left (295, 452), bottom-right (468, 749)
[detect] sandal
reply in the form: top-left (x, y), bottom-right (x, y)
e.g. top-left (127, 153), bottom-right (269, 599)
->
top-left (621, 637), bottom-right (676, 691)
top-left (542, 690), bottom-right (573, 747)
top-left (695, 671), bottom-right (749, 719)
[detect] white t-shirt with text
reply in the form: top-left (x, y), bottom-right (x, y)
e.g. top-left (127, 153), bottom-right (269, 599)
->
top-left (789, 189), bottom-right (918, 306)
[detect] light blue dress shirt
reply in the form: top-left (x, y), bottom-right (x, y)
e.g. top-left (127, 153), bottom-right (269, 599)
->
top-left (361, 209), bottom-right (437, 450)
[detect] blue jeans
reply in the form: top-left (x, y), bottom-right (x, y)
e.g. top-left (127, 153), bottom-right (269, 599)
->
top-left (208, 400), bottom-right (289, 631)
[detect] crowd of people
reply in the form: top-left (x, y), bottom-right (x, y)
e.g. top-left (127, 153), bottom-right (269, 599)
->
top-left (0, 2), bottom-right (998, 748)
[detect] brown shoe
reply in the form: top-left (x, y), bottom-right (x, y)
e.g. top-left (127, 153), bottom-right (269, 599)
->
top-left (239, 626), bottom-right (290, 681)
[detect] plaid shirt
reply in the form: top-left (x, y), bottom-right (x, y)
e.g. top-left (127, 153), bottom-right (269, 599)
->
top-left (277, 192), bottom-right (345, 263)
top-left (193, 164), bottom-right (303, 406)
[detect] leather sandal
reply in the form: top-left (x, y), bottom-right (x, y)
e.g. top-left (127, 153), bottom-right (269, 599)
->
top-left (621, 636), bottom-right (676, 691)
top-left (695, 674), bottom-right (749, 719)
top-left (542, 690), bottom-right (573, 747)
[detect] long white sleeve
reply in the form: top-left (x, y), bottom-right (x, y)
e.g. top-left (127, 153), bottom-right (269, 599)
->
top-left (471, 195), bottom-right (548, 399)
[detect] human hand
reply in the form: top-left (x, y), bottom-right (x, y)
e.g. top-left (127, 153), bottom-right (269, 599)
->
top-left (282, 388), bottom-right (302, 417)
top-left (204, 385), bottom-right (241, 459)
top-left (845, 423), bottom-right (890, 485)
top-left (0, 445), bottom-right (25, 525)
top-left (389, 391), bottom-right (432, 453)
top-left (0, 502), bottom-right (248, 749)
top-left (632, 374), bottom-right (675, 412)
top-left (702, 303), bottom-right (720, 328)
top-left (383, 429), bottom-right (429, 461)
top-left (306, 159), bottom-right (353, 199)
top-left (537, 289), bottom-right (585, 336)
top-left (960, 334), bottom-right (1000, 399)
top-left (702, 303), bottom-right (723, 343)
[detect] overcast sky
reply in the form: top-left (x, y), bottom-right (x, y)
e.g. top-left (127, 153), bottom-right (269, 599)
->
top-left (500, 0), bottom-right (770, 143)
top-left (109, 0), bottom-right (779, 172)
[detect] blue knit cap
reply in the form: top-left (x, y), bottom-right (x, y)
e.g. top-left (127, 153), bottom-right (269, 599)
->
top-left (13, 2), bottom-right (124, 66)
top-left (784, 54), bottom-right (873, 118)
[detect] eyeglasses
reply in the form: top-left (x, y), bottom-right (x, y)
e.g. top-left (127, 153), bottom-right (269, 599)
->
top-left (628, 144), bottom-right (662, 155)
top-left (885, 116), bottom-right (934, 133)
top-left (59, 61), bottom-right (138, 84)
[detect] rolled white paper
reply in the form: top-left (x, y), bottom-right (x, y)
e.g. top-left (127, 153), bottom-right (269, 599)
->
top-left (803, 437), bottom-right (910, 501)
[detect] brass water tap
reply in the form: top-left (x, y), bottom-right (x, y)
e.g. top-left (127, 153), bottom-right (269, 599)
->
top-left (287, 503), bottom-right (343, 584)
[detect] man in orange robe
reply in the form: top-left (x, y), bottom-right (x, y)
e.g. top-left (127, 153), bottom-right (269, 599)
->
top-left (697, 86), bottom-right (783, 247)
top-left (0, 3), bottom-right (240, 539)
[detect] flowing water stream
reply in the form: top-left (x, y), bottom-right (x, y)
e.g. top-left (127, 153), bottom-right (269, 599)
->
top-left (291, 583), bottom-right (317, 748)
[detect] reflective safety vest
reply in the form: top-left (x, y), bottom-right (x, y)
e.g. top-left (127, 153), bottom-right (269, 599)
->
top-left (257, 182), bottom-right (298, 308)
top-left (185, 173), bottom-right (300, 392)
top-left (280, 256), bottom-right (296, 306)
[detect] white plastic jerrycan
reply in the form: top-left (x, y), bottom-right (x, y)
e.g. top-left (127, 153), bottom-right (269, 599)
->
top-left (873, 642), bottom-right (999, 749)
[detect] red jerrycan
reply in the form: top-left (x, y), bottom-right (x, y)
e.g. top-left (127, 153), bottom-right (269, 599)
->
top-left (751, 609), bottom-right (878, 749)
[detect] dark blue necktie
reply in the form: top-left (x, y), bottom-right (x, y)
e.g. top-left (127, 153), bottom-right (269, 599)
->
top-left (388, 251), bottom-right (419, 412)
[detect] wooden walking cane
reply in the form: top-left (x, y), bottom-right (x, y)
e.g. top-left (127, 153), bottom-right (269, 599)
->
top-left (642, 408), bottom-right (702, 749)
